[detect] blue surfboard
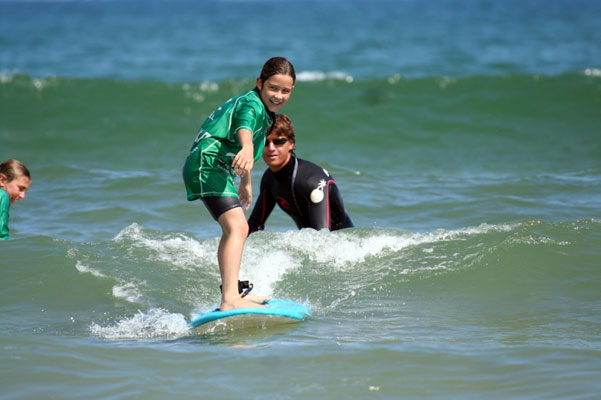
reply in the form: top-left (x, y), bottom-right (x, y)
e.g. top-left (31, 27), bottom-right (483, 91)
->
top-left (189, 299), bottom-right (309, 331)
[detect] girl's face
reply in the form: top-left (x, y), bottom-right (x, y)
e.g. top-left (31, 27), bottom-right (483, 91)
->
top-left (256, 74), bottom-right (294, 113)
top-left (0, 175), bottom-right (31, 205)
top-left (263, 133), bottom-right (295, 172)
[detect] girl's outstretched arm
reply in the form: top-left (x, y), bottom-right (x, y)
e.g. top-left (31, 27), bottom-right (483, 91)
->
top-left (232, 129), bottom-right (254, 178)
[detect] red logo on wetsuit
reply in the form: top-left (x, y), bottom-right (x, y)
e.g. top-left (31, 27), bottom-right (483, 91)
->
top-left (277, 197), bottom-right (293, 212)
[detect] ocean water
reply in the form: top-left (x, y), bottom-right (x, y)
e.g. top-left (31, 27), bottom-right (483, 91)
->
top-left (1, 0), bottom-right (601, 399)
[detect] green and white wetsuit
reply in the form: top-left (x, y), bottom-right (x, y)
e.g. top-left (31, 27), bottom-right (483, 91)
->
top-left (182, 88), bottom-right (272, 201)
top-left (0, 189), bottom-right (10, 240)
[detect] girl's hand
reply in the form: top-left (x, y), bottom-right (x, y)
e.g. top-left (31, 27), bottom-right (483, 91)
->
top-left (238, 174), bottom-right (252, 210)
top-left (233, 129), bottom-right (254, 177)
top-left (232, 146), bottom-right (253, 177)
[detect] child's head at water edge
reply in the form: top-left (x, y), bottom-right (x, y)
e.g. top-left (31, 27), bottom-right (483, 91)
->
top-left (256, 57), bottom-right (296, 113)
top-left (0, 159), bottom-right (32, 205)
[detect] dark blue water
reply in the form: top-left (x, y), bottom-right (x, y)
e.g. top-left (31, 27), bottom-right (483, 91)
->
top-left (2, 0), bottom-right (600, 82)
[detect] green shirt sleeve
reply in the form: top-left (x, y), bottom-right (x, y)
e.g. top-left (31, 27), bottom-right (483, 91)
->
top-left (231, 93), bottom-right (270, 162)
top-left (232, 100), bottom-right (258, 136)
top-left (189, 90), bottom-right (270, 163)
top-left (0, 190), bottom-right (10, 240)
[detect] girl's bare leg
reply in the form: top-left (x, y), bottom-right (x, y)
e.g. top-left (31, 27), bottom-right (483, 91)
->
top-left (217, 207), bottom-right (268, 311)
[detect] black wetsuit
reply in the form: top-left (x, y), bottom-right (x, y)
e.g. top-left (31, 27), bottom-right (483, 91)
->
top-left (248, 155), bottom-right (353, 233)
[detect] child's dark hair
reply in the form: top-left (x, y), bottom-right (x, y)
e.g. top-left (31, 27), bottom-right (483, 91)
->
top-left (260, 57), bottom-right (296, 84)
top-left (0, 159), bottom-right (31, 182)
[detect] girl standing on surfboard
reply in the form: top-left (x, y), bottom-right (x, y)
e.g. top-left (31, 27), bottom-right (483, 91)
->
top-left (0, 159), bottom-right (32, 240)
top-left (183, 57), bottom-right (296, 311)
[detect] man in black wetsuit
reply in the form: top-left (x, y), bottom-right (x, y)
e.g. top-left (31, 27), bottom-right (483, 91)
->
top-left (248, 114), bottom-right (353, 233)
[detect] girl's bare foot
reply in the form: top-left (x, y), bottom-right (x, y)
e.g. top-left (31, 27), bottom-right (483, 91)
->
top-left (220, 295), bottom-right (267, 312)
top-left (244, 293), bottom-right (272, 304)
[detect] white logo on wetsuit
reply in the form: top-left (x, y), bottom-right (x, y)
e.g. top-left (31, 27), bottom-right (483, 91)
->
top-left (310, 179), bottom-right (326, 203)
top-left (194, 129), bottom-right (212, 143)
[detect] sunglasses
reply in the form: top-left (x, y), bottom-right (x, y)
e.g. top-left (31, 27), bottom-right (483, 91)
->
top-left (265, 137), bottom-right (289, 146)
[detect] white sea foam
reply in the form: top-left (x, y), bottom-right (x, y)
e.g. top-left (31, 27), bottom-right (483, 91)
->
top-left (89, 308), bottom-right (189, 340)
top-left (296, 70), bottom-right (354, 83)
top-left (112, 282), bottom-right (144, 304)
top-left (182, 81), bottom-right (219, 93)
top-left (258, 223), bottom-right (515, 270)
top-left (584, 68), bottom-right (601, 77)
top-left (241, 247), bottom-right (301, 295)
top-left (75, 261), bottom-right (107, 278)
top-left (0, 71), bottom-right (56, 88)
top-left (114, 223), bottom-right (216, 271)
top-left (109, 222), bottom-right (517, 311)
top-left (74, 253), bottom-right (147, 305)
top-left (0, 70), bottom-right (17, 83)
top-left (181, 81), bottom-right (220, 103)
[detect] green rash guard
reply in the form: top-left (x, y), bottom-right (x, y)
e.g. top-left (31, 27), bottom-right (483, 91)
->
top-left (183, 88), bottom-right (273, 200)
top-left (0, 189), bottom-right (10, 240)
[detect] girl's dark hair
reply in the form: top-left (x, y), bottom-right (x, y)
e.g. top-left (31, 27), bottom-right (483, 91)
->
top-left (259, 57), bottom-right (296, 84)
top-left (0, 159), bottom-right (31, 182)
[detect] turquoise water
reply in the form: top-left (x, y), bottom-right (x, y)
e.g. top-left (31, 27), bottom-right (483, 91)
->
top-left (2, 0), bottom-right (601, 399)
